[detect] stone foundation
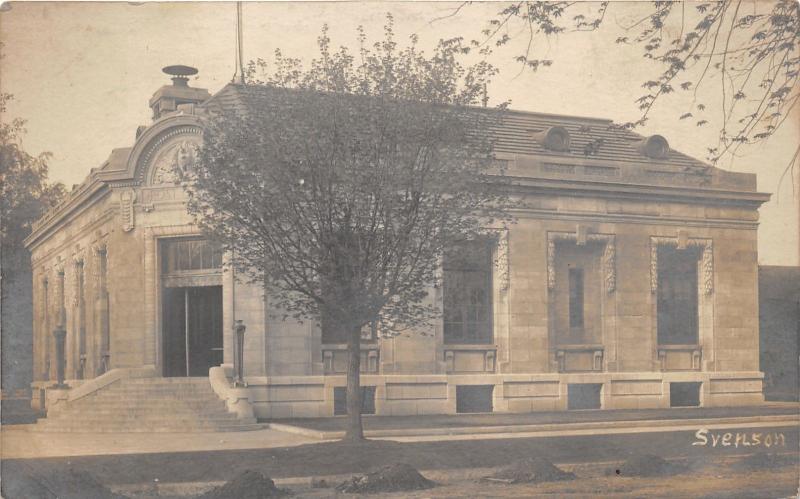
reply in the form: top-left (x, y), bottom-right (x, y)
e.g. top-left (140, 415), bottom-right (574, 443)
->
top-left (241, 371), bottom-right (764, 419)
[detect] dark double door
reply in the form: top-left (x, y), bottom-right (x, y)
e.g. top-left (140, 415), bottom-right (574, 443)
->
top-left (162, 286), bottom-right (223, 377)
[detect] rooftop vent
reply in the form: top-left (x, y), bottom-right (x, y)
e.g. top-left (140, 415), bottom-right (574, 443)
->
top-left (163, 65), bottom-right (198, 87)
top-left (532, 126), bottom-right (571, 152)
top-left (149, 65), bottom-right (210, 121)
top-left (636, 135), bottom-right (670, 160)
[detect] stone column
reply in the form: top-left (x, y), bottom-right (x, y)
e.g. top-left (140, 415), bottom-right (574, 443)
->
top-left (94, 245), bottom-right (110, 375)
top-left (43, 273), bottom-right (52, 381)
top-left (73, 258), bottom-right (87, 380)
top-left (52, 326), bottom-right (68, 388)
top-left (55, 264), bottom-right (68, 379)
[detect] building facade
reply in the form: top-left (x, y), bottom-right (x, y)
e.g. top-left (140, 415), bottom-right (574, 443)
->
top-left (27, 72), bottom-right (770, 419)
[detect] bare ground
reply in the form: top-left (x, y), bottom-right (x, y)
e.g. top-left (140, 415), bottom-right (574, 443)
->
top-left (120, 456), bottom-right (799, 498)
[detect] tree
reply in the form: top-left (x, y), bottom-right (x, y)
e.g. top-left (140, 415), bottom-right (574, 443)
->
top-left (453, 1), bottom-right (798, 169)
top-left (188, 18), bottom-right (510, 440)
top-left (1, 91), bottom-right (66, 391)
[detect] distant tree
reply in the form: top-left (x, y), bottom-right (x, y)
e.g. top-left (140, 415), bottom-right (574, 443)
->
top-left (188, 18), bottom-right (510, 440)
top-left (1, 91), bottom-right (66, 391)
top-left (0, 93), bottom-right (66, 251)
top-left (450, 1), bottom-right (799, 169)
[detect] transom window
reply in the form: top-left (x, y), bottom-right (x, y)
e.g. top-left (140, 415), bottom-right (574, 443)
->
top-left (161, 239), bottom-right (223, 274)
top-left (443, 239), bottom-right (494, 344)
top-left (657, 246), bottom-right (700, 345)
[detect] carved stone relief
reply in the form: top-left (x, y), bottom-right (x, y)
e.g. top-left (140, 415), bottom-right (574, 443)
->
top-left (547, 231), bottom-right (616, 293)
top-left (650, 235), bottom-right (713, 295)
top-left (492, 229), bottom-right (510, 292)
top-left (92, 242), bottom-right (108, 294)
top-left (71, 253), bottom-right (85, 307)
top-left (434, 229), bottom-right (510, 291)
top-left (120, 189), bottom-right (136, 232)
top-left (149, 138), bottom-right (201, 185)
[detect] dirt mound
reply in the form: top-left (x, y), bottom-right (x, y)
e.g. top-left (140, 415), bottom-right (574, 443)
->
top-left (484, 457), bottom-right (576, 484)
top-left (611, 454), bottom-right (687, 477)
top-left (0, 467), bottom-right (125, 499)
top-left (336, 463), bottom-right (435, 494)
top-left (731, 453), bottom-right (798, 471)
top-left (0, 473), bottom-right (57, 499)
top-left (198, 470), bottom-right (287, 499)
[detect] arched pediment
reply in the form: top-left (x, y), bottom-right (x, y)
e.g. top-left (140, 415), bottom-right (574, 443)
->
top-left (125, 115), bottom-right (204, 186)
top-left (138, 126), bottom-right (202, 186)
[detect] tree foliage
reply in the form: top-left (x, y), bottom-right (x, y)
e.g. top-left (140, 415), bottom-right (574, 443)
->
top-left (188, 18), bottom-right (510, 439)
top-left (464, 0), bottom-right (799, 167)
top-left (1, 91), bottom-right (66, 391)
top-left (1, 92), bottom-right (66, 264)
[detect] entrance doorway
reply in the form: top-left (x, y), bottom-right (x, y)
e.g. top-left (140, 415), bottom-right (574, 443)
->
top-left (162, 286), bottom-right (223, 377)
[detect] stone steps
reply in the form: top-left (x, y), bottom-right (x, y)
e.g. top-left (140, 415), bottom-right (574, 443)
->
top-left (35, 377), bottom-right (259, 433)
top-left (60, 395), bottom-right (227, 407)
top-left (46, 408), bottom-right (240, 419)
top-left (64, 402), bottom-right (227, 410)
top-left (35, 422), bottom-right (262, 433)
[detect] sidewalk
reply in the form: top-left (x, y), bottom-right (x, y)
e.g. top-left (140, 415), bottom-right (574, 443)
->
top-left (0, 426), bottom-right (325, 459)
top-left (270, 402), bottom-right (799, 439)
top-left (2, 402), bottom-right (796, 459)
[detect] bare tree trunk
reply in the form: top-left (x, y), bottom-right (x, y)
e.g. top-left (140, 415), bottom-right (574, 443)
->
top-left (344, 325), bottom-right (364, 441)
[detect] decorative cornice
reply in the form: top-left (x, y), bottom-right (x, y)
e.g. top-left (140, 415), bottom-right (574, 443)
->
top-left (509, 208), bottom-right (760, 230)
top-left (507, 175), bottom-right (770, 208)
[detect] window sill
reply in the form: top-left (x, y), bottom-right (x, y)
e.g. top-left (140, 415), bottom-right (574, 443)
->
top-left (443, 343), bottom-right (498, 351)
top-left (555, 344), bottom-right (604, 352)
top-left (656, 344), bottom-right (701, 350)
top-left (320, 343), bottom-right (379, 350)
top-left (657, 345), bottom-right (702, 371)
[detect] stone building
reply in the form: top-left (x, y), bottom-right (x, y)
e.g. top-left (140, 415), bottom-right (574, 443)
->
top-left (26, 70), bottom-right (770, 427)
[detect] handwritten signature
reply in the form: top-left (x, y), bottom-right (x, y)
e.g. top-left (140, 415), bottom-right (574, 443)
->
top-left (692, 428), bottom-right (786, 448)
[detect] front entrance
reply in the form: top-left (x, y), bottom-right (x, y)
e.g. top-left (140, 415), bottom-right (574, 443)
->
top-left (162, 286), bottom-right (223, 377)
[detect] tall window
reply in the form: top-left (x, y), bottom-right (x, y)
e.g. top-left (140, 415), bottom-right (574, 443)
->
top-left (657, 246), bottom-right (700, 344)
top-left (321, 312), bottom-right (376, 344)
top-left (161, 239), bottom-right (223, 273)
top-left (443, 239), bottom-right (493, 344)
top-left (568, 267), bottom-right (584, 329)
top-left (42, 277), bottom-right (50, 379)
top-left (77, 260), bottom-right (86, 379)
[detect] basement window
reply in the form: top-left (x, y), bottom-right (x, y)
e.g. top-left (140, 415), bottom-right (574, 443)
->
top-left (333, 386), bottom-right (376, 416)
top-left (670, 382), bottom-right (701, 407)
top-left (456, 385), bottom-right (494, 413)
top-left (567, 383), bottom-right (602, 410)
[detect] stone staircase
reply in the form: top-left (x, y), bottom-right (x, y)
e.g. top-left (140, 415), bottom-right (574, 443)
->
top-left (35, 377), bottom-right (261, 432)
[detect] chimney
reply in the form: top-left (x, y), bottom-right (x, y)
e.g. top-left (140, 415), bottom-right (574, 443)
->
top-left (149, 65), bottom-right (211, 120)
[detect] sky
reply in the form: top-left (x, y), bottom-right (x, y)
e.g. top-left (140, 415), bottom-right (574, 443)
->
top-left (1, 1), bottom-right (798, 265)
